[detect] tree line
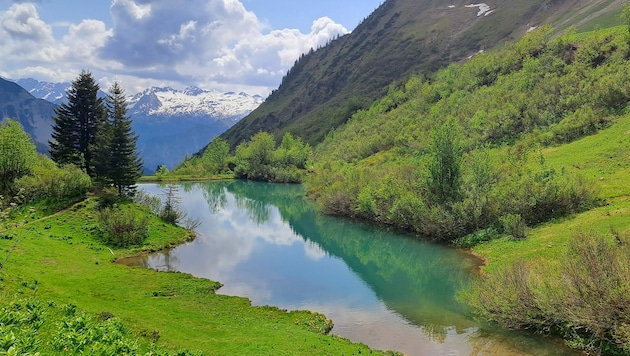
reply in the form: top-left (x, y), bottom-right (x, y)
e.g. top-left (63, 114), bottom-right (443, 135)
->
top-left (173, 131), bottom-right (312, 183)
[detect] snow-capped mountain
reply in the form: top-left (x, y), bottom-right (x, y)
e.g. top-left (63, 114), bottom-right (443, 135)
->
top-left (128, 86), bottom-right (263, 124)
top-left (128, 86), bottom-right (263, 173)
top-left (16, 78), bottom-right (70, 105)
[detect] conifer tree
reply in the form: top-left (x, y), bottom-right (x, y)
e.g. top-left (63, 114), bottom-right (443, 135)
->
top-left (90, 111), bottom-right (113, 187)
top-left (49, 71), bottom-right (106, 177)
top-left (106, 82), bottom-right (143, 196)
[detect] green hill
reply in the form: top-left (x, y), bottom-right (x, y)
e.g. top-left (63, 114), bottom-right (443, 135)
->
top-left (217, 0), bottom-right (625, 150)
top-left (306, 24), bottom-right (630, 237)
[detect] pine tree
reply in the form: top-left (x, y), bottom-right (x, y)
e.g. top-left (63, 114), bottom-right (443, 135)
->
top-left (90, 111), bottom-right (113, 187)
top-left (49, 71), bottom-right (106, 177)
top-left (106, 82), bottom-right (143, 196)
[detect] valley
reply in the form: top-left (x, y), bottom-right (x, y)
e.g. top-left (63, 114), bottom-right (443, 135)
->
top-left (2, 0), bottom-right (630, 354)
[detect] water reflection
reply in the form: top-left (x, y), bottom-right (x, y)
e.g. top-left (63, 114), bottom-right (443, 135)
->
top-left (120, 182), bottom-right (577, 356)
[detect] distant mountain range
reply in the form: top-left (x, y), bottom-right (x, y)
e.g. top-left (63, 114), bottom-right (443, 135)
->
top-left (2, 78), bottom-right (263, 173)
top-left (126, 86), bottom-right (263, 173)
top-left (16, 78), bottom-right (74, 105)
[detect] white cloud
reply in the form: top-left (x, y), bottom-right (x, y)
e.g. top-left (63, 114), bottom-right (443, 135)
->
top-left (1, 2), bottom-right (52, 42)
top-left (0, 0), bottom-right (349, 95)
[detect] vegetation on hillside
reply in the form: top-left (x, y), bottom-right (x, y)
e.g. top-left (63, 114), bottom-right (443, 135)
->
top-left (460, 67), bottom-right (630, 354)
top-left (306, 25), bottom-right (629, 243)
top-left (218, 0), bottom-right (625, 150)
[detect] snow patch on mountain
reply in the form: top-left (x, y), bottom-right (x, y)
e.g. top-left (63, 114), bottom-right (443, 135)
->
top-left (465, 3), bottom-right (493, 17)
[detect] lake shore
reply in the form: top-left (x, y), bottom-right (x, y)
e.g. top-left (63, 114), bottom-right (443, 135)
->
top-left (0, 198), bottom-right (392, 355)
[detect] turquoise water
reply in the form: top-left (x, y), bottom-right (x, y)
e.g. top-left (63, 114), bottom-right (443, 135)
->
top-left (122, 181), bottom-right (577, 355)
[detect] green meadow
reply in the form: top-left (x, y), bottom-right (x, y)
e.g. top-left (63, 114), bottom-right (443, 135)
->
top-left (0, 199), bottom-right (388, 355)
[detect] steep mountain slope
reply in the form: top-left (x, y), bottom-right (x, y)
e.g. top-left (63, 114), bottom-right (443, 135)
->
top-left (0, 78), bottom-right (56, 153)
top-left (128, 87), bottom-right (263, 172)
top-left (219, 0), bottom-right (625, 149)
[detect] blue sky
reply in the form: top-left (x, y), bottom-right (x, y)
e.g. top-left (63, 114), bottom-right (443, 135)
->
top-left (0, 0), bottom-right (383, 95)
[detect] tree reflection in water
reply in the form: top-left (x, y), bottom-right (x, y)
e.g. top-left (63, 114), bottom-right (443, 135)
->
top-left (120, 181), bottom-right (578, 356)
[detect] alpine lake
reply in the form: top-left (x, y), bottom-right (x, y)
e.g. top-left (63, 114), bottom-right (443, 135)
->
top-left (119, 181), bottom-right (578, 356)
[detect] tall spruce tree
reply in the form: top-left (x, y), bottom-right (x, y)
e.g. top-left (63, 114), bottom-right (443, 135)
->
top-left (49, 71), bottom-right (106, 177)
top-left (105, 82), bottom-right (142, 196)
top-left (90, 110), bottom-right (113, 187)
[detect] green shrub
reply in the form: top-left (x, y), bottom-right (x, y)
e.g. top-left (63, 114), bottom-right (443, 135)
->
top-left (98, 207), bottom-right (148, 247)
top-left (14, 157), bottom-right (91, 204)
top-left (464, 230), bottom-right (630, 354)
top-left (454, 227), bottom-right (499, 248)
top-left (500, 214), bottom-right (527, 239)
top-left (96, 186), bottom-right (120, 209)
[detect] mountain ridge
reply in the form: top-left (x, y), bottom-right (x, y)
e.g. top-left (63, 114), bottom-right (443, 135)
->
top-left (217, 0), bottom-right (626, 151)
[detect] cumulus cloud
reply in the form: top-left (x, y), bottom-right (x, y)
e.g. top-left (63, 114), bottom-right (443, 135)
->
top-left (0, 2), bottom-right (55, 62)
top-left (0, 0), bottom-right (349, 94)
top-left (0, 3), bottom-right (114, 82)
top-left (1, 2), bottom-right (52, 41)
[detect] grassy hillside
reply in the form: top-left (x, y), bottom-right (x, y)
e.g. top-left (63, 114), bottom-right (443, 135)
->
top-left (217, 0), bottom-right (625, 151)
top-left (464, 108), bottom-right (630, 355)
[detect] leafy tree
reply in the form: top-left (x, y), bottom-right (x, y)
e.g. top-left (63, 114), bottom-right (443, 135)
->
top-left (233, 131), bottom-right (276, 180)
top-left (0, 119), bottom-right (38, 193)
top-left (426, 118), bottom-right (463, 204)
top-left (50, 71), bottom-right (106, 177)
top-left (105, 82), bottom-right (142, 196)
top-left (274, 132), bottom-right (311, 169)
top-left (200, 138), bottom-right (230, 174)
top-left (155, 165), bottom-right (169, 176)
